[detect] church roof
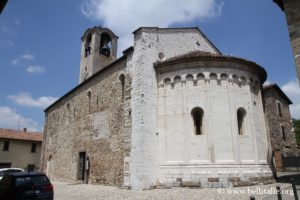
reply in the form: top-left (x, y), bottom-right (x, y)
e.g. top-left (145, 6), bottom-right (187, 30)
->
top-left (0, 128), bottom-right (43, 142)
top-left (154, 50), bottom-right (267, 82)
top-left (263, 84), bottom-right (293, 104)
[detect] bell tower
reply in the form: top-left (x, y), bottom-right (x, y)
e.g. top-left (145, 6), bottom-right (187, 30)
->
top-left (79, 26), bottom-right (118, 83)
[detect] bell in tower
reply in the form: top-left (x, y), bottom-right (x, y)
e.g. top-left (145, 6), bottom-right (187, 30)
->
top-left (79, 26), bottom-right (118, 83)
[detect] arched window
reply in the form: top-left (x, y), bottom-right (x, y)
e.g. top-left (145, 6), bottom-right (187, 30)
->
top-left (85, 34), bottom-right (92, 57)
top-left (191, 107), bottom-right (204, 135)
top-left (87, 90), bottom-right (92, 112)
top-left (281, 125), bottom-right (286, 140)
top-left (237, 108), bottom-right (246, 135)
top-left (277, 102), bottom-right (282, 117)
top-left (119, 74), bottom-right (125, 102)
top-left (100, 33), bottom-right (112, 56)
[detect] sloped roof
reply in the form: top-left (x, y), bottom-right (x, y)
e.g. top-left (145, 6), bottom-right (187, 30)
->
top-left (263, 84), bottom-right (293, 105)
top-left (0, 128), bottom-right (43, 142)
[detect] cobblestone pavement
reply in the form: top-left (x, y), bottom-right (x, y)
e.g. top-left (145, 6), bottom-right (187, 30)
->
top-left (53, 182), bottom-right (298, 200)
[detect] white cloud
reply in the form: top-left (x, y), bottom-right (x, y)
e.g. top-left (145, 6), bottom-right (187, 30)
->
top-left (8, 92), bottom-right (58, 108)
top-left (80, 0), bottom-right (224, 53)
top-left (281, 79), bottom-right (300, 119)
top-left (11, 53), bottom-right (35, 65)
top-left (263, 80), bottom-right (272, 86)
top-left (0, 106), bottom-right (39, 132)
top-left (26, 65), bottom-right (45, 74)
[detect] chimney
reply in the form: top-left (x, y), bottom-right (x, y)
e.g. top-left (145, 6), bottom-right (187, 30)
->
top-left (23, 128), bottom-right (27, 132)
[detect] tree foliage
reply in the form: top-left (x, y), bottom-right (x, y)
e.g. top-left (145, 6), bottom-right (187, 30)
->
top-left (293, 119), bottom-right (300, 146)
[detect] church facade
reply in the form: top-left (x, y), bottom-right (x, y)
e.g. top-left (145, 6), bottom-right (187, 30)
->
top-left (41, 26), bottom-right (294, 189)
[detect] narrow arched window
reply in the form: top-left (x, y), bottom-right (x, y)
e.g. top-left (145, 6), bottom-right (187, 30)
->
top-left (85, 34), bottom-right (92, 57)
top-left (281, 125), bottom-right (286, 140)
top-left (119, 74), bottom-right (125, 102)
top-left (87, 91), bottom-right (92, 112)
top-left (237, 108), bottom-right (246, 135)
top-left (191, 107), bottom-right (204, 135)
top-left (277, 102), bottom-right (282, 117)
top-left (100, 33), bottom-right (112, 56)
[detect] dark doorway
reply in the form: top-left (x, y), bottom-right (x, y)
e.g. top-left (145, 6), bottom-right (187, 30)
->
top-left (78, 152), bottom-right (86, 181)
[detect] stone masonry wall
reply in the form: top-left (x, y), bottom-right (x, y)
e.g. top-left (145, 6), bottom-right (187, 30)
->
top-left (129, 28), bottom-right (221, 189)
top-left (41, 58), bottom-right (132, 186)
top-left (263, 88), bottom-right (298, 157)
top-left (283, 0), bottom-right (300, 82)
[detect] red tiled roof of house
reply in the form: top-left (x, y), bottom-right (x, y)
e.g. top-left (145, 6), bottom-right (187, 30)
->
top-left (0, 128), bottom-right (43, 142)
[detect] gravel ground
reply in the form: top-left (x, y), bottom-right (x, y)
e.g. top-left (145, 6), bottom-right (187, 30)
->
top-left (53, 182), bottom-right (298, 200)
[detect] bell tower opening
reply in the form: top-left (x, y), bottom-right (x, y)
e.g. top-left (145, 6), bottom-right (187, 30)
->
top-left (85, 33), bottom-right (92, 57)
top-left (100, 33), bottom-right (112, 57)
top-left (79, 26), bottom-right (118, 83)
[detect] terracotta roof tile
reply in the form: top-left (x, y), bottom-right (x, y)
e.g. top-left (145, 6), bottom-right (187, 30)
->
top-left (0, 128), bottom-right (43, 142)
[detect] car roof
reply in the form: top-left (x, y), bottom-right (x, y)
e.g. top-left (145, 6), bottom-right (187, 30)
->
top-left (9, 172), bottom-right (46, 177)
top-left (0, 168), bottom-right (23, 171)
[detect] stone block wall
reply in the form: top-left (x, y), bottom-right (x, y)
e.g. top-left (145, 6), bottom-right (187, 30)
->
top-left (283, 0), bottom-right (300, 82)
top-left (41, 57), bottom-right (132, 186)
top-left (263, 85), bottom-right (299, 170)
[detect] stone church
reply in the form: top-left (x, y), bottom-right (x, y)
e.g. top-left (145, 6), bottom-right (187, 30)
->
top-left (41, 26), bottom-right (298, 189)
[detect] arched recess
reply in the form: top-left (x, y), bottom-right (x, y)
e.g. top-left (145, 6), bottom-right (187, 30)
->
top-left (163, 78), bottom-right (171, 85)
top-left (186, 74), bottom-right (194, 81)
top-left (174, 76), bottom-right (182, 83)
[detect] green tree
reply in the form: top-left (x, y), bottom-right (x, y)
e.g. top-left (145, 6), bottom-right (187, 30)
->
top-left (293, 119), bottom-right (300, 146)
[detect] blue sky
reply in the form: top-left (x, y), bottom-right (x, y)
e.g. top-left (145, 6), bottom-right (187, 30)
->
top-left (0, 0), bottom-right (299, 131)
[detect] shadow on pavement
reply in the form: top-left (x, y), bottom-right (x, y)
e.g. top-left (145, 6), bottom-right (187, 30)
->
top-left (277, 173), bottom-right (300, 185)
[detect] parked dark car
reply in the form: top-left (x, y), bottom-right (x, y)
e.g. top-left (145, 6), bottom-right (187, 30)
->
top-left (0, 172), bottom-right (53, 200)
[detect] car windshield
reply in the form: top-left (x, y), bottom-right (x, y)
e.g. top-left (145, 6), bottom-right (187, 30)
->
top-left (15, 176), bottom-right (50, 187)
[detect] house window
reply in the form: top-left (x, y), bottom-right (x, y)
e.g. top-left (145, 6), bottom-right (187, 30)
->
top-left (237, 108), bottom-right (246, 135)
top-left (277, 102), bottom-right (282, 117)
top-left (31, 143), bottom-right (37, 153)
top-left (3, 141), bottom-right (9, 151)
top-left (281, 125), bottom-right (286, 141)
top-left (191, 107), bottom-right (204, 135)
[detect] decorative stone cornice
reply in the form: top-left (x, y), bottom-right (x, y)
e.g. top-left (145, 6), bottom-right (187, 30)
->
top-left (154, 51), bottom-right (267, 83)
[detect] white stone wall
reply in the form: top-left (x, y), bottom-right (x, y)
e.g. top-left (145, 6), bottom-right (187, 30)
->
top-left (129, 28), bottom-right (220, 189)
top-left (156, 64), bottom-right (271, 187)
